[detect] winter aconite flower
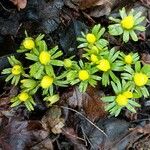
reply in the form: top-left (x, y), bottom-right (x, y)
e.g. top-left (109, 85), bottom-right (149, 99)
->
top-left (121, 61), bottom-right (150, 97)
top-left (66, 60), bottom-right (101, 93)
top-left (77, 24), bottom-right (108, 50)
top-left (108, 7), bottom-right (146, 42)
top-left (2, 56), bottom-right (24, 85)
top-left (11, 92), bottom-right (36, 111)
top-left (102, 80), bottom-right (140, 117)
top-left (23, 37), bottom-right (35, 50)
top-left (96, 48), bottom-right (123, 86)
top-left (25, 45), bottom-right (63, 79)
top-left (118, 52), bottom-right (139, 65)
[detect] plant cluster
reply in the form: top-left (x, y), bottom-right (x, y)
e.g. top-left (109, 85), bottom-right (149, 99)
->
top-left (2, 8), bottom-right (150, 116)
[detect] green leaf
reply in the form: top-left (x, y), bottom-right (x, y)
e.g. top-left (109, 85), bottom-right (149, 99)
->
top-left (11, 100), bottom-right (21, 107)
top-left (126, 104), bottom-right (136, 113)
top-left (51, 51), bottom-right (63, 59)
top-left (135, 61), bottom-right (141, 72)
top-left (128, 100), bottom-right (141, 107)
top-left (108, 24), bottom-right (123, 36)
top-left (111, 81), bottom-right (119, 94)
top-left (92, 24), bottom-right (101, 35)
top-left (115, 108), bottom-right (121, 117)
top-left (123, 30), bottom-right (129, 43)
top-left (45, 65), bottom-right (55, 76)
top-left (77, 43), bottom-right (88, 48)
top-left (5, 74), bottom-right (13, 82)
top-left (141, 64), bottom-right (150, 74)
top-left (30, 63), bottom-right (44, 79)
top-left (109, 71), bottom-right (119, 83)
top-left (50, 60), bottom-right (63, 66)
top-left (25, 53), bottom-right (38, 61)
top-left (102, 72), bottom-right (109, 86)
top-left (119, 7), bottom-right (127, 19)
top-left (135, 16), bottom-right (145, 25)
top-left (109, 17), bottom-right (120, 23)
top-left (97, 27), bottom-right (105, 39)
top-left (101, 96), bottom-right (115, 102)
top-left (105, 102), bottom-right (116, 111)
top-left (130, 30), bottom-right (138, 42)
top-left (134, 26), bottom-right (146, 32)
top-left (2, 68), bottom-right (11, 74)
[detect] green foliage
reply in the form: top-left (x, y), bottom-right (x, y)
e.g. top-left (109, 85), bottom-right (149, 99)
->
top-left (1, 7), bottom-right (149, 117)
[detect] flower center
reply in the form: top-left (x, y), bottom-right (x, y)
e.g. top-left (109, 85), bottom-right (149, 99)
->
top-left (123, 91), bottom-right (133, 98)
top-left (78, 70), bottom-right (89, 81)
top-left (11, 65), bottom-right (22, 75)
top-left (134, 73), bottom-right (148, 87)
top-left (39, 51), bottom-right (51, 65)
top-left (97, 59), bottom-right (110, 72)
top-left (18, 92), bottom-right (29, 102)
top-left (41, 75), bottom-right (53, 89)
top-left (86, 34), bottom-right (96, 44)
top-left (121, 15), bottom-right (134, 30)
top-left (23, 38), bottom-right (35, 50)
top-left (90, 54), bottom-right (99, 63)
top-left (116, 94), bottom-right (128, 107)
top-left (124, 54), bottom-right (133, 64)
top-left (64, 59), bottom-right (72, 68)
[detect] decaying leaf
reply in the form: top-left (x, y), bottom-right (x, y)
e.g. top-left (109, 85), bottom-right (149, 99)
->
top-left (141, 53), bottom-right (150, 64)
top-left (41, 106), bottom-right (65, 134)
top-left (9, 0), bottom-right (27, 10)
top-left (61, 86), bottom-right (106, 121)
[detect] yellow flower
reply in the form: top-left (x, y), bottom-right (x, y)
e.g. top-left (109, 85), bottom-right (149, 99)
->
top-left (86, 34), bottom-right (96, 44)
top-left (23, 38), bottom-right (35, 50)
top-left (41, 75), bottom-right (53, 89)
top-left (39, 51), bottom-right (51, 65)
top-left (121, 15), bottom-right (134, 30)
top-left (134, 73), bottom-right (148, 87)
top-left (11, 65), bottom-right (22, 75)
top-left (124, 54), bottom-right (133, 64)
top-left (18, 92), bottom-right (29, 102)
top-left (97, 59), bottom-right (110, 72)
top-left (64, 59), bottom-right (72, 68)
top-left (116, 94), bottom-right (128, 106)
top-left (123, 91), bottom-right (133, 98)
top-left (90, 54), bottom-right (99, 63)
top-left (78, 70), bottom-right (89, 81)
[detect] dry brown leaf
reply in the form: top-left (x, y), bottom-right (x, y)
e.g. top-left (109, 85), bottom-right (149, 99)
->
top-left (61, 86), bottom-right (106, 121)
top-left (141, 53), bottom-right (150, 64)
top-left (10, 0), bottom-right (27, 10)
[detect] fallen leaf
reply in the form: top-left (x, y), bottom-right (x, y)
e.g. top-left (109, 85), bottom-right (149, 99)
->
top-left (41, 106), bottom-right (65, 134)
top-left (9, 0), bottom-right (27, 10)
top-left (61, 86), bottom-right (106, 122)
top-left (141, 53), bottom-right (150, 64)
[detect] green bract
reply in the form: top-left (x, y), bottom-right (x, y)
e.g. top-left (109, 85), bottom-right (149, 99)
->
top-left (121, 61), bottom-right (150, 97)
top-left (102, 80), bottom-right (141, 117)
top-left (2, 56), bottom-right (24, 85)
top-left (77, 24), bottom-right (108, 50)
top-left (108, 7), bottom-right (146, 42)
top-left (66, 60), bottom-right (101, 93)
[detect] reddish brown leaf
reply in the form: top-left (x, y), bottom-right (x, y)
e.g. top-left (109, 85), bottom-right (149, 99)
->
top-left (10, 0), bottom-right (27, 10)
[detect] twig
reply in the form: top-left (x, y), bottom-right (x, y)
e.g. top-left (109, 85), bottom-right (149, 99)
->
top-left (61, 106), bottom-right (108, 137)
top-left (0, 2), bottom-right (12, 13)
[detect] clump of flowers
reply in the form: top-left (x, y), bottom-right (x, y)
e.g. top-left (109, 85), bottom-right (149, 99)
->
top-left (1, 7), bottom-right (149, 118)
top-left (102, 80), bottom-right (141, 116)
top-left (108, 7), bottom-right (146, 42)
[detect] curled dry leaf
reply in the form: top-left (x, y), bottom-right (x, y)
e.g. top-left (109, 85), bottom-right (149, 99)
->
top-left (9, 0), bottom-right (27, 10)
top-left (141, 53), bottom-right (150, 64)
top-left (41, 106), bottom-right (65, 134)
